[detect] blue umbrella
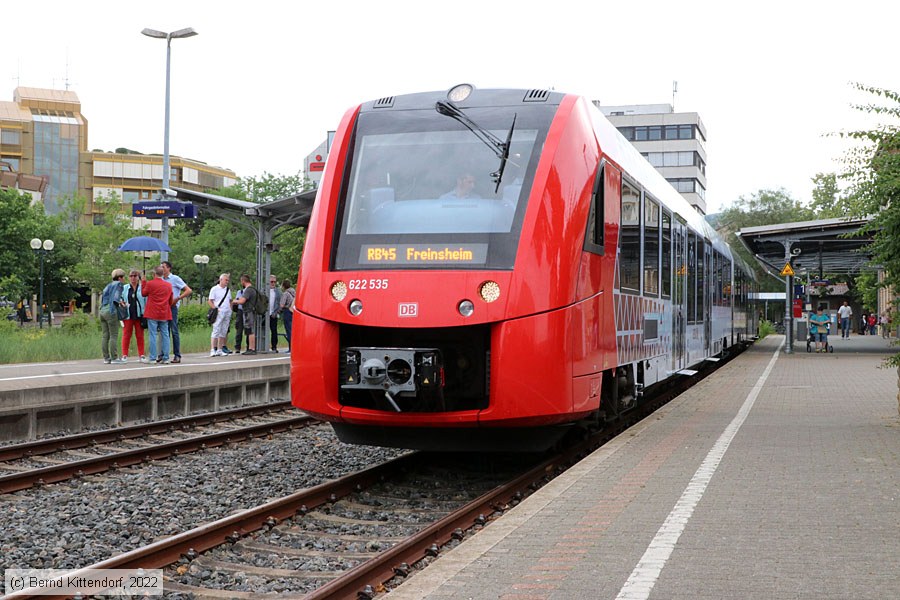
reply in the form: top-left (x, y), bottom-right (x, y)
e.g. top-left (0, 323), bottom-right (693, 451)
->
top-left (117, 236), bottom-right (171, 253)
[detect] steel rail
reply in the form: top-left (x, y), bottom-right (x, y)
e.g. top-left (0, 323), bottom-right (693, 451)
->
top-left (0, 400), bottom-right (293, 462)
top-left (1, 452), bottom-right (426, 600)
top-left (306, 343), bottom-right (747, 599)
top-left (0, 414), bottom-right (313, 494)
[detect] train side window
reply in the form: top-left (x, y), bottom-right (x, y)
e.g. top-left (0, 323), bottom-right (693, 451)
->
top-left (619, 181), bottom-right (641, 294)
top-left (697, 240), bottom-right (707, 321)
top-left (583, 163), bottom-right (605, 255)
top-left (712, 251), bottom-right (721, 306)
top-left (661, 211), bottom-right (671, 298)
top-left (643, 196), bottom-right (659, 297)
top-left (725, 258), bottom-right (732, 305)
top-left (687, 230), bottom-right (697, 323)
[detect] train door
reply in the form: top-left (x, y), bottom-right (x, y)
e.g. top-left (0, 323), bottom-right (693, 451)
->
top-left (672, 219), bottom-right (687, 371)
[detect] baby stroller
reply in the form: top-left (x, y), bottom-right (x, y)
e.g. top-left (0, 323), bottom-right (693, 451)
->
top-left (806, 322), bottom-right (833, 353)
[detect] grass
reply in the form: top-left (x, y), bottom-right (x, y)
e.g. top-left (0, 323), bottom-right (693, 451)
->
top-left (0, 304), bottom-right (286, 364)
top-left (0, 323), bottom-right (218, 364)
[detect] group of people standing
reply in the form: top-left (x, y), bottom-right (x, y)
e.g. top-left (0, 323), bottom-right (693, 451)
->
top-left (99, 262), bottom-right (296, 364)
top-left (832, 301), bottom-right (893, 339)
top-left (98, 261), bottom-right (191, 364)
top-left (207, 273), bottom-right (295, 357)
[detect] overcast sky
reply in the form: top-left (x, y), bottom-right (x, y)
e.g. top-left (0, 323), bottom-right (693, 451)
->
top-left (2, 0), bottom-right (898, 214)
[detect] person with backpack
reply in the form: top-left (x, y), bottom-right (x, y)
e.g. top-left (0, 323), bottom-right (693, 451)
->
top-left (231, 274), bottom-right (258, 355)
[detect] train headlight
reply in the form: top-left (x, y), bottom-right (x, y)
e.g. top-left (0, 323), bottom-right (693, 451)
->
top-left (479, 281), bottom-right (501, 303)
top-left (330, 281), bottom-right (347, 302)
top-left (448, 83), bottom-right (474, 102)
top-left (458, 299), bottom-right (475, 317)
top-left (349, 299), bottom-right (364, 316)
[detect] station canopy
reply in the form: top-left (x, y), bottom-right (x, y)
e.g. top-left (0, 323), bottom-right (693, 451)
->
top-left (736, 216), bottom-right (875, 277)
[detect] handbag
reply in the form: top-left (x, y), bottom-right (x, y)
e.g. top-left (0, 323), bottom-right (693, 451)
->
top-left (140, 317), bottom-right (148, 329)
top-left (207, 290), bottom-right (228, 325)
top-left (115, 303), bottom-right (129, 321)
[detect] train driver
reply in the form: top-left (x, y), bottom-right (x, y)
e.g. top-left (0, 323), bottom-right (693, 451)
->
top-left (441, 173), bottom-right (481, 200)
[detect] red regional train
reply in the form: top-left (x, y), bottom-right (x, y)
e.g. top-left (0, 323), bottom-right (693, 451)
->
top-left (291, 84), bottom-right (757, 451)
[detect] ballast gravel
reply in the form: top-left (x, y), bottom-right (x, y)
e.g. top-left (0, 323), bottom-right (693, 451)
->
top-left (0, 424), bottom-right (405, 594)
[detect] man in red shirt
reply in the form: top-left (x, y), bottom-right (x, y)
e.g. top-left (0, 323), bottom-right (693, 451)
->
top-left (142, 266), bottom-right (173, 364)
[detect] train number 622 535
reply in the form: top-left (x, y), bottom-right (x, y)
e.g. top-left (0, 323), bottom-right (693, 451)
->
top-left (348, 279), bottom-right (389, 290)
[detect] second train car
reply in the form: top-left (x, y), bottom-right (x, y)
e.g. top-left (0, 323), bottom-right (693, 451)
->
top-left (291, 84), bottom-right (757, 451)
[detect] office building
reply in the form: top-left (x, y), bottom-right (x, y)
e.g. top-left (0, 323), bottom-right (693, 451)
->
top-left (0, 87), bottom-right (236, 227)
top-left (595, 103), bottom-right (708, 215)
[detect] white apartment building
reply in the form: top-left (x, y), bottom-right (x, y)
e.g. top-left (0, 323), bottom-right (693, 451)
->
top-left (595, 103), bottom-right (708, 215)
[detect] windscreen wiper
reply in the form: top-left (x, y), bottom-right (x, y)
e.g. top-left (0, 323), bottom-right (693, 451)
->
top-left (435, 100), bottom-right (517, 192)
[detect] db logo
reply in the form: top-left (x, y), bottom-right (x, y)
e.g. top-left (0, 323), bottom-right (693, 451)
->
top-left (398, 303), bottom-right (418, 317)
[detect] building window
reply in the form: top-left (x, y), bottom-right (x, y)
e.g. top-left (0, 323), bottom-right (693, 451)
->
top-left (618, 127), bottom-right (634, 141)
top-left (1, 157), bottom-right (20, 171)
top-left (1, 129), bottom-right (22, 145)
top-left (644, 152), bottom-right (704, 170)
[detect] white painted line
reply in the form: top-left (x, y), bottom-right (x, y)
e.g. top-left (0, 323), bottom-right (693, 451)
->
top-left (0, 356), bottom-right (290, 382)
top-left (615, 339), bottom-right (784, 600)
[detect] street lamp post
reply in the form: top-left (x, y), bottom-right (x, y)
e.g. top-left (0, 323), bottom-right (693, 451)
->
top-left (30, 238), bottom-right (54, 328)
top-left (193, 254), bottom-right (209, 296)
top-left (142, 26), bottom-right (198, 263)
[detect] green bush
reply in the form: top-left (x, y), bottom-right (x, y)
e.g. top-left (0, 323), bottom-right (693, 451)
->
top-left (177, 302), bottom-right (211, 331)
top-left (61, 312), bottom-right (96, 335)
top-left (0, 308), bottom-right (17, 334)
top-left (757, 320), bottom-right (776, 340)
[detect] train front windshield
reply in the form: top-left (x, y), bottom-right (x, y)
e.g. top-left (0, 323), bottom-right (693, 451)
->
top-left (333, 105), bottom-right (553, 270)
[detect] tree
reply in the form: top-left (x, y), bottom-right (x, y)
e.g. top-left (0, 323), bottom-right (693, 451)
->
top-left (839, 84), bottom-right (900, 364)
top-left (714, 188), bottom-right (815, 290)
top-left (0, 188), bottom-right (75, 306)
top-left (809, 172), bottom-right (853, 218)
top-left (67, 193), bottom-right (137, 293)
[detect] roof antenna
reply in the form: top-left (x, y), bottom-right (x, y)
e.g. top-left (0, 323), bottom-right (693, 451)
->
top-left (672, 80), bottom-right (678, 111)
top-left (65, 48), bottom-right (71, 90)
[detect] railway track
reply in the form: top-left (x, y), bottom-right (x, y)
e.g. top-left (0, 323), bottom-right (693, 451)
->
top-left (3, 345), bottom-right (744, 599)
top-left (0, 402), bottom-right (313, 494)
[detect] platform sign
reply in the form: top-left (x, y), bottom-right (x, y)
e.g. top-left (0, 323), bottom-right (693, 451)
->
top-left (132, 201), bottom-right (197, 219)
top-left (780, 262), bottom-right (795, 277)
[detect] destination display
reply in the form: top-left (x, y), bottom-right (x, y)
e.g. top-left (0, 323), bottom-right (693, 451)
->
top-left (359, 243), bottom-right (489, 265)
top-left (132, 201), bottom-right (197, 219)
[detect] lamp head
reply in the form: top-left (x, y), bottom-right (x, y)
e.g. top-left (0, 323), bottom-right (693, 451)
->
top-left (30, 238), bottom-right (42, 250)
top-left (141, 28), bottom-right (168, 39)
top-left (43, 239), bottom-right (54, 251)
top-left (170, 27), bottom-right (198, 39)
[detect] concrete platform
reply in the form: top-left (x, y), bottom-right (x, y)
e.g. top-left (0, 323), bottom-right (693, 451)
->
top-left (389, 334), bottom-right (900, 599)
top-left (0, 352), bottom-right (291, 442)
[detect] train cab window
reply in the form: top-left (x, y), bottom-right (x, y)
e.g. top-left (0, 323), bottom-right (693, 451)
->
top-left (332, 105), bottom-right (553, 271)
top-left (643, 196), bottom-right (659, 297)
top-left (661, 211), bottom-right (671, 298)
top-left (619, 181), bottom-right (641, 293)
top-left (583, 163), bottom-right (605, 255)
